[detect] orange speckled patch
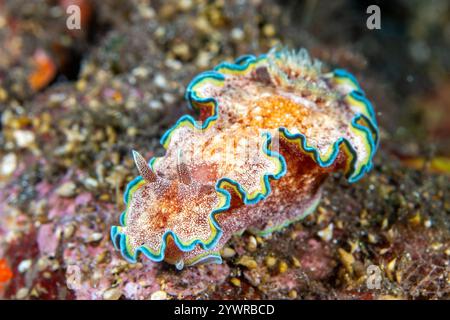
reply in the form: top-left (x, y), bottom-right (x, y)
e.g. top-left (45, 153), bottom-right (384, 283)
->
top-left (28, 49), bottom-right (56, 92)
top-left (245, 95), bottom-right (311, 130)
top-left (0, 259), bottom-right (13, 284)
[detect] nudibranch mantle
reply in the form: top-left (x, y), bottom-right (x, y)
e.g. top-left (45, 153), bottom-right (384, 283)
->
top-left (111, 48), bottom-right (378, 269)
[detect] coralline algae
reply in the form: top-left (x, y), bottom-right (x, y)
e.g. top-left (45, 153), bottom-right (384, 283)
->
top-left (111, 48), bottom-right (379, 269)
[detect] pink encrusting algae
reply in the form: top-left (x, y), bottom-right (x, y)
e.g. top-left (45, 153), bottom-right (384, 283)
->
top-left (111, 48), bottom-right (379, 269)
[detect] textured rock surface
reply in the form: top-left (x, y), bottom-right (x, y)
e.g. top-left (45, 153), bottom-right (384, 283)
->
top-left (0, 0), bottom-right (448, 299)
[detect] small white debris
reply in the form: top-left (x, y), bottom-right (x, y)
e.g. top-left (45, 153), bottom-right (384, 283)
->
top-left (231, 28), bottom-right (244, 41)
top-left (18, 259), bottom-right (32, 273)
top-left (149, 100), bottom-right (163, 110)
top-left (247, 236), bottom-right (258, 252)
top-left (56, 182), bottom-right (76, 197)
top-left (16, 288), bottom-right (29, 299)
top-left (154, 74), bottom-right (168, 89)
top-left (87, 232), bottom-right (103, 243)
top-left (0, 153), bottom-right (17, 176)
top-left (83, 177), bottom-right (99, 189)
top-left (63, 224), bottom-right (76, 239)
top-left (150, 290), bottom-right (168, 300)
top-left (165, 58), bottom-right (182, 70)
top-left (162, 93), bottom-right (176, 104)
top-left (221, 247), bottom-right (236, 258)
top-left (195, 51), bottom-right (211, 69)
top-left (317, 223), bottom-right (334, 242)
top-left (103, 287), bottom-right (122, 300)
top-left (132, 66), bottom-right (150, 79)
top-left (13, 130), bottom-right (35, 148)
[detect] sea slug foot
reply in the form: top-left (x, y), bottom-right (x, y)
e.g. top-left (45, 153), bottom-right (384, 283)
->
top-left (248, 189), bottom-right (322, 237)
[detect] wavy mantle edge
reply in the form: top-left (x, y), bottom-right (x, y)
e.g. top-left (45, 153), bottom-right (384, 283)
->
top-left (111, 51), bottom-right (379, 266)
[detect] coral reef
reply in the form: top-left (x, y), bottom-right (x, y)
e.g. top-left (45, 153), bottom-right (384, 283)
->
top-left (0, 0), bottom-right (448, 300)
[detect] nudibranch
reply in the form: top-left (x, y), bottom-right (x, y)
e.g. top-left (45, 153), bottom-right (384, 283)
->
top-left (111, 48), bottom-right (378, 269)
